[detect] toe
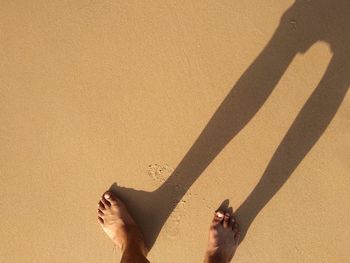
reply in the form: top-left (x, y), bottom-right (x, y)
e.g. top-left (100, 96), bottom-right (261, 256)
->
top-left (98, 200), bottom-right (105, 210)
top-left (231, 217), bottom-right (236, 229)
top-left (232, 222), bottom-right (240, 243)
top-left (223, 213), bottom-right (231, 228)
top-left (233, 222), bottom-right (239, 232)
top-left (104, 192), bottom-right (117, 205)
top-left (234, 229), bottom-right (241, 243)
top-left (212, 211), bottom-right (225, 225)
top-left (98, 209), bottom-right (104, 217)
top-left (100, 197), bottom-right (111, 207)
top-left (97, 216), bottom-right (104, 225)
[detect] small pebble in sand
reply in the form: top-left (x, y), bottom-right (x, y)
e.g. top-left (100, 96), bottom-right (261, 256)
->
top-left (289, 20), bottom-right (297, 29)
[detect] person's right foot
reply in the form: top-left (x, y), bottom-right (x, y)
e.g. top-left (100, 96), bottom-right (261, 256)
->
top-left (204, 211), bottom-right (240, 263)
top-left (97, 191), bottom-right (148, 256)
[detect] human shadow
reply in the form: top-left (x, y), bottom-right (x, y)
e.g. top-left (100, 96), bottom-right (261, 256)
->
top-left (110, 0), bottom-right (350, 250)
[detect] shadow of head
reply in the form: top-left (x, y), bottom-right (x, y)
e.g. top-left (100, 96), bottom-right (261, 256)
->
top-left (279, 0), bottom-right (350, 54)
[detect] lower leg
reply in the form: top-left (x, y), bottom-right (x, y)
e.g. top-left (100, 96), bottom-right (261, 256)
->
top-left (121, 248), bottom-right (150, 263)
top-left (120, 228), bottom-right (149, 263)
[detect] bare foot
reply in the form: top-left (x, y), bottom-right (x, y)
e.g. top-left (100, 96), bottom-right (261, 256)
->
top-left (97, 191), bottom-right (148, 256)
top-left (204, 211), bottom-right (240, 263)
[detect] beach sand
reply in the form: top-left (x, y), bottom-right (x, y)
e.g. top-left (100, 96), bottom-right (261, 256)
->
top-left (1, 1), bottom-right (349, 262)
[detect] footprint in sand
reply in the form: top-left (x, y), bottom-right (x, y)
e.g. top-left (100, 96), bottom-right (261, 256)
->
top-left (147, 163), bottom-right (174, 183)
top-left (147, 164), bottom-right (192, 239)
top-left (163, 200), bottom-right (186, 239)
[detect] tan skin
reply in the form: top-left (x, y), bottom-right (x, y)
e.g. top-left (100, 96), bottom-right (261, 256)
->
top-left (98, 192), bottom-right (240, 263)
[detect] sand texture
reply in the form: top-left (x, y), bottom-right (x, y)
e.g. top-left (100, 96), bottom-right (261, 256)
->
top-left (1, 1), bottom-right (350, 262)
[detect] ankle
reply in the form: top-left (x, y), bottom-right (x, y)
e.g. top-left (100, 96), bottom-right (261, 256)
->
top-left (122, 228), bottom-right (148, 257)
top-left (121, 245), bottom-right (149, 263)
top-left (204, 249), bottom-right (228, 263)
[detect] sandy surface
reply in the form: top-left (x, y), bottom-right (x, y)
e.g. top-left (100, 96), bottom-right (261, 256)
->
top-left (1, 1), bottom-right (350, 262)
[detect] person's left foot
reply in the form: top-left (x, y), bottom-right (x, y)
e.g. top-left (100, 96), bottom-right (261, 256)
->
top-left (204, 211), bottom-right (240, 263)
top-left (97, 191), bottom-right (148, 256)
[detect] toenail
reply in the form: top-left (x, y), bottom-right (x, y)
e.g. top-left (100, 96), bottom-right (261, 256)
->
top-left (216, 211), bottom-right (224, 218)
top-left (104, 193), bottom-right (110, 199)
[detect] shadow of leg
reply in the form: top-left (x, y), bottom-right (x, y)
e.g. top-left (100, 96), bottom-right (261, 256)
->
top-left (235, 54), bottom-right (350, 242)
top-left (109, 25), bottom-right (299, 251)
top-left (108, 1), bottom-right (350, 248)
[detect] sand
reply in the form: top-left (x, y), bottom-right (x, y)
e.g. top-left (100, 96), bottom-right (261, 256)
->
top-left (1, 0), bottom-right (350, 262)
